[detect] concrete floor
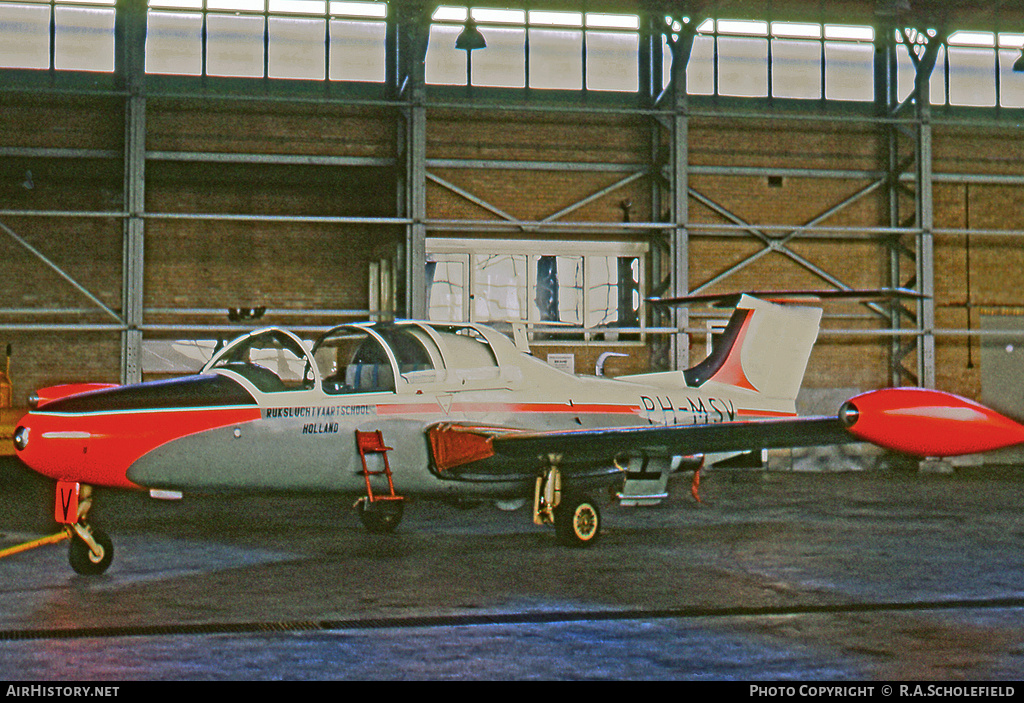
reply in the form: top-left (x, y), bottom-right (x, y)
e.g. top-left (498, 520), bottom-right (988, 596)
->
top-left (2, 454), bottom-right (1024, 680)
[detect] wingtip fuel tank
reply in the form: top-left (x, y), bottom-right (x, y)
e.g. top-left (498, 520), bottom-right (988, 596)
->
top-left (839, 387), bottom-right (1024, 457)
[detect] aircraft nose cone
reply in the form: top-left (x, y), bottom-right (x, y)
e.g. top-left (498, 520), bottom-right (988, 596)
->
top-left (12, 423), bottom-right (29, 451)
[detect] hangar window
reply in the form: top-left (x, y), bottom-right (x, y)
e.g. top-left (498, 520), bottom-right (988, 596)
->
top-left (946, 32), bottom-right (996, 107)
top-left (893, 28), bottom-right (945, 106)
top-left (823, 24), bottom-right (874, 102)
top-left (426, 239), bottom-right (645, 341)
top-left (999, 34), bottom-right (1024, 108)
top-left (425, 6), bottom-right (639, 92)
top-left (4, 1), bottom-right (1022, 109)
top-left (770, 22), bottom-right (821, 100)
top-left (889, 29), bottom-right (1024, 108)
top-left (668, 19), bottom-right (876, 102)
top-left (716, 19), bottom-right (768, 98)
top-left (144, 0), bottom-right (386, 80)
top-left (0, 0), bottom-right (115, 71)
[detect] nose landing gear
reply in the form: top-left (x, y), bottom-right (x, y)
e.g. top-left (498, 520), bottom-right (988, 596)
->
top-left (0, 482), bottom-right (114, 575)
top-left (60, 483), bottom-right (114, 575)
top-left (67, 522), bottom-right (114, 576)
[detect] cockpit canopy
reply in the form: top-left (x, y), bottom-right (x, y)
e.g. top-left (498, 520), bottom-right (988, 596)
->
top-left (312, 322), bottom-right (504, 394)
top-left (201, 328), bottom-right (315, 392)
top-left (203, 321), bottom-right (516, 395)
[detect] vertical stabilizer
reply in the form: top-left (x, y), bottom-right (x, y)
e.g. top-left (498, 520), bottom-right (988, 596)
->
top-left (684, 295), bottom-right (822, 404)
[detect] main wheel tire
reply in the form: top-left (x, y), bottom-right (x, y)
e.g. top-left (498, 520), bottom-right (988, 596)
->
top-left (358, 500), bottom-right (404, 534)
top-left (555, 495), bottom-right (601, 547)
top-left (68, 527), bottom-right (114, 575)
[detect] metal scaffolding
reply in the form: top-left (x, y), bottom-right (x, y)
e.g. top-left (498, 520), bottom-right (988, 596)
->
top-left (1, 0), bottom-right (1023, 388)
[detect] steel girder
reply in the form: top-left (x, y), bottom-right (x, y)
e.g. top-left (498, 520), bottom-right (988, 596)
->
top-left (880, 24), bottom-right (947, 389)
top-left (0, 0), bottom-right (1019, 391)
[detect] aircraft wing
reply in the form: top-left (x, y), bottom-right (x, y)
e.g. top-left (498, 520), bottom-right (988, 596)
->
top-left (427, 415), bottom-right (850, 482)
top-left (427, 387), bottom-right (1024, 482)
top-left (488, 416), bottom-right (851, 468)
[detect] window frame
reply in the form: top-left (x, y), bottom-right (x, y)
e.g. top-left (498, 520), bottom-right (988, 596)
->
top-left (143, 0), bottom-right (387, 81)
top-left (426, 238), bottom-right (647, 344)
top-left (0, 0), bottom-right (116, 72)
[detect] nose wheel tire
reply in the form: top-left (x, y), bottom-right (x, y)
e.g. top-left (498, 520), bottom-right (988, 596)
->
top-left (555, 495), bottom-right (601, 547)
top-left (68, 527), bottom-right (113, 576)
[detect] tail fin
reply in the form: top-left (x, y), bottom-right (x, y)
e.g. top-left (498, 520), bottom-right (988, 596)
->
top-left (685, 294), bottom-right (822, 404)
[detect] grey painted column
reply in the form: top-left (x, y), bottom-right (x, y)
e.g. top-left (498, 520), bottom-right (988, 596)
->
top-left (915, 79), bottom-right (936, 389)
top-left (667, 19), bottom-right (696, 371)
top-left (407, 100), bottom-right (427, 321)
top-left (909, 27), bottom-right (944, 390)
top-left (878, 21), bottom-right (941, 389)
top-left (400, 5), bottom-right (428, 321)
top-left (670, 110), bottom-right (689, 370)
top-left (120, 0), bottom-right (146, 384)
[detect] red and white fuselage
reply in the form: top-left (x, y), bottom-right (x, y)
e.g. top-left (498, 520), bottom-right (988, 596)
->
top-left (14, 299), bottom-right (1024, 506)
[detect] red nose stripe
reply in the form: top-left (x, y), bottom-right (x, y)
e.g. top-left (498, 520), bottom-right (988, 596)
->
top-left (17, 407), bottom-right (261, 488)
top-left (845, 388), bottom-right (1024, 457)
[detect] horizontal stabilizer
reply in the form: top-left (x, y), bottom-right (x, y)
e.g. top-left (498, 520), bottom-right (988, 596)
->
top-left (651, 288), bottom-right (925, 309)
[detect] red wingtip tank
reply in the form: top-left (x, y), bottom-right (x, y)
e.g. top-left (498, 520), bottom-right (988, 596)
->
top-left (839, 387), bottom-right (1024, 457)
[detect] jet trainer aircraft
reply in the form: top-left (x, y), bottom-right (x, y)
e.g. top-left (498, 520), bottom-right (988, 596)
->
top-left (10, 292), bottom-right (1024, 574)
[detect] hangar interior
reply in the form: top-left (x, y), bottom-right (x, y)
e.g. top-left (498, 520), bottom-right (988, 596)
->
top-left (2, 0), bottom-right (1024, 435)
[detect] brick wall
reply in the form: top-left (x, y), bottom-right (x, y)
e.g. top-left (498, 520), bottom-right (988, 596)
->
top-left (3, 93), bottom-right (1024, 403)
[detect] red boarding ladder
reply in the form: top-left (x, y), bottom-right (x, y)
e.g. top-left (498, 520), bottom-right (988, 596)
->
top-left (355, 430), bottom-right (404, 504)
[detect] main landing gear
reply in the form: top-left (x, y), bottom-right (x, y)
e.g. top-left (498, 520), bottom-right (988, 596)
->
top-left (533, 458), bottom-right (602, 547)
